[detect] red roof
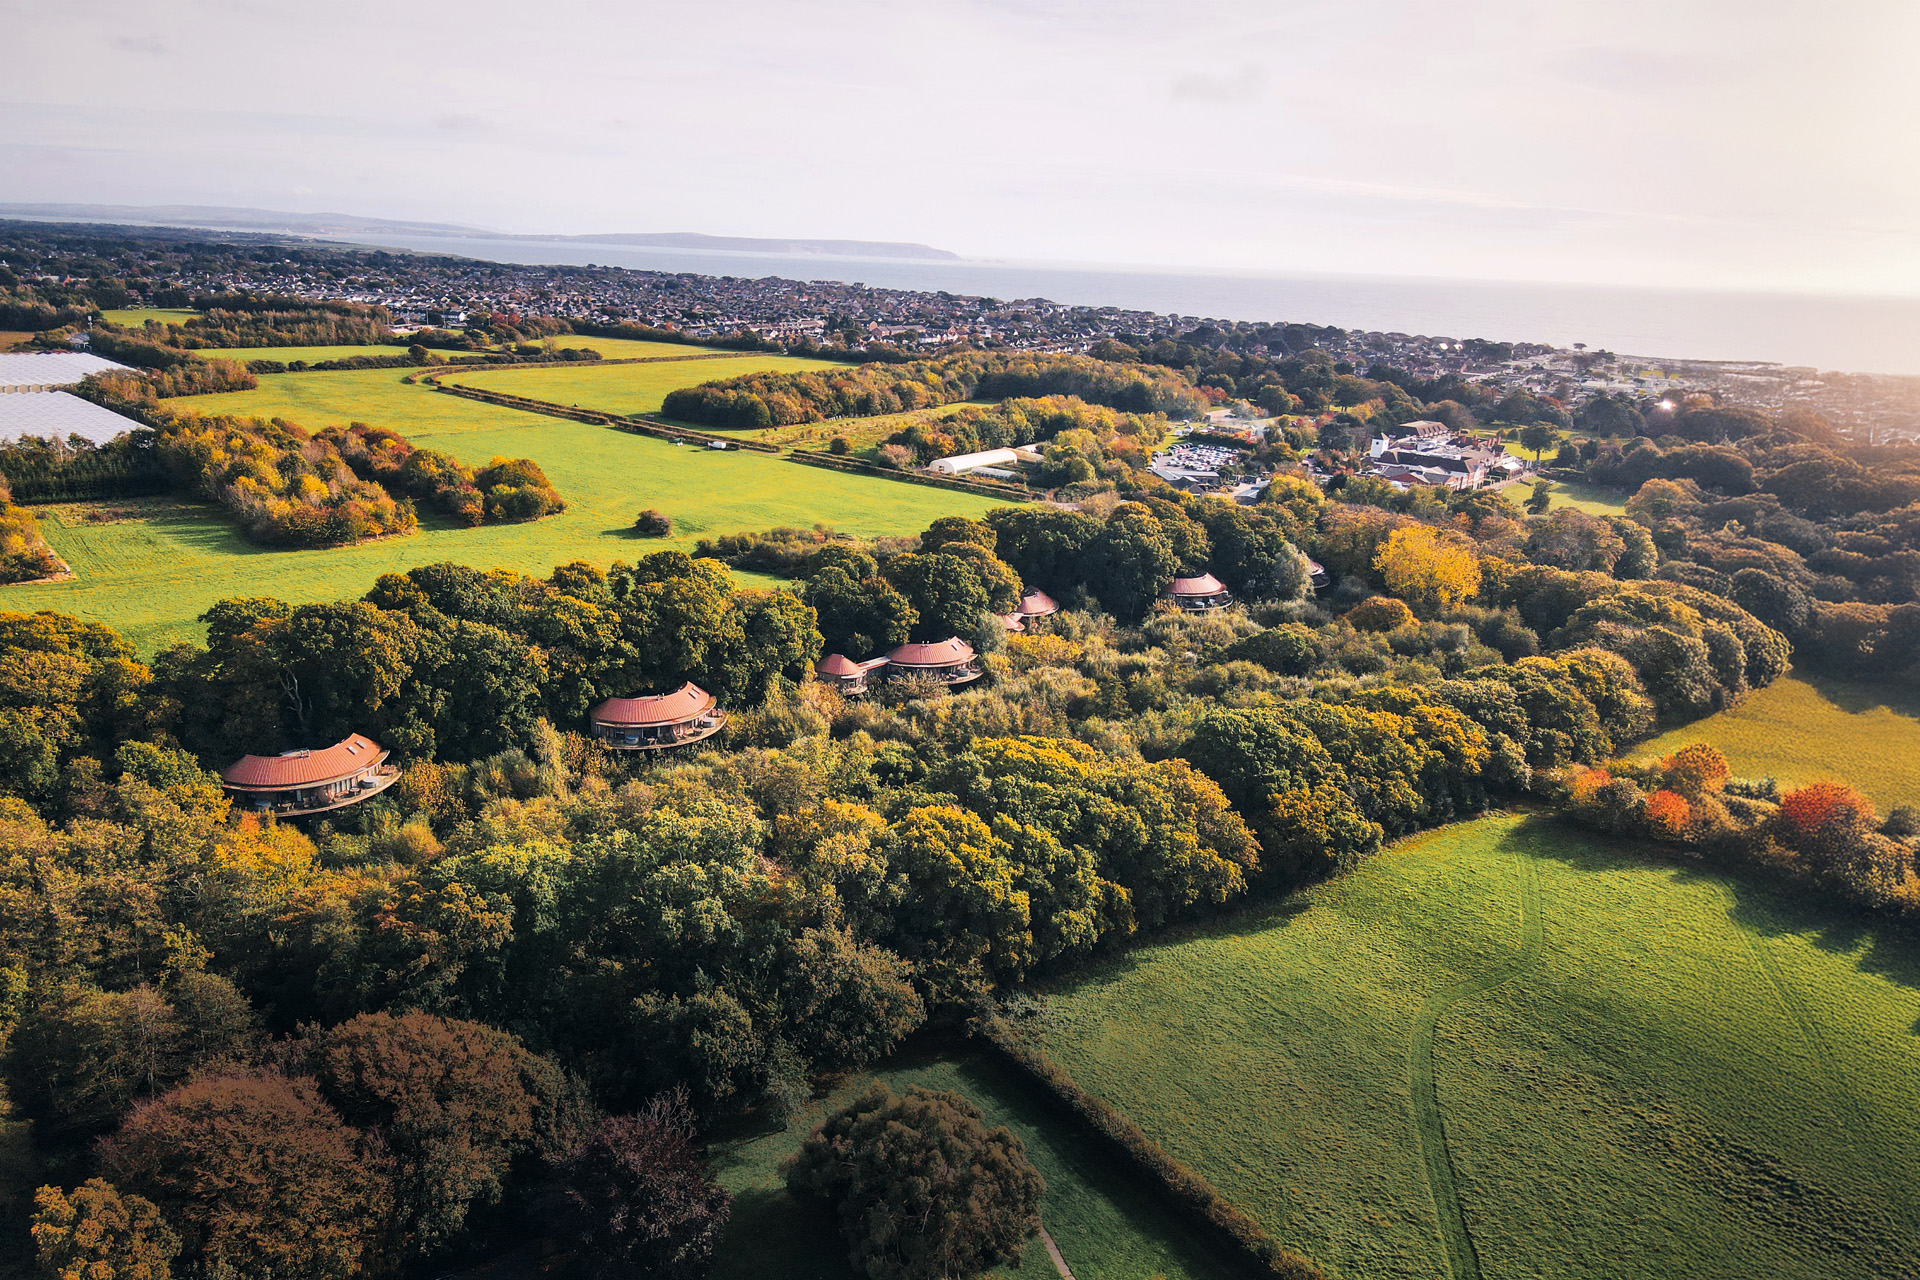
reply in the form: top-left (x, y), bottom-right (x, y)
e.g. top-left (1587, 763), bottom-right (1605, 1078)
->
top-left (999, 613), bottom-right (1026, 633)
top-left (1016, 588), bottom-right (1060, 617)
top-left (817, 653), bottom-right (863, 677)
top-left (887, 638), bottom-right (977, 667)
top-left (591, 682), bottom-right (717, 727)
top-left (222, 734), bottom-right (387, 790)
top-left (1165, 573), bottom-right (1229, 596)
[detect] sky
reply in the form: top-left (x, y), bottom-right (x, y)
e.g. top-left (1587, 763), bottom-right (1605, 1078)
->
top-left (6, 0), bottom-right (1919, 296)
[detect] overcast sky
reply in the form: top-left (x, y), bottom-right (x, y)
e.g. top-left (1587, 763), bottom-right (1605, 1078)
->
top-left (6, 0), bottom-right (1917, 295)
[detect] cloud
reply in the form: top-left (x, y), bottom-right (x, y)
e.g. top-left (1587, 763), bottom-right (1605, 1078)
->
top-left (432, 114), bottom-right (493, 135)
top-left (108, 34), bottom-right (169, 55)
top-left (1557, 46), bottom-right (1710, 93)
top-left (1170, 63), bottom-right (1265, 104)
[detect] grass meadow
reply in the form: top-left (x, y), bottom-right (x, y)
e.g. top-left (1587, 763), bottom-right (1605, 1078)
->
top-left (1632, 673), bottom-right (1920, 811)
top-left (9, 368), bottom-right (1004, 652)
top-left (1543, 480), bottom-right (1629, 515)
top-left (191, 343), bottom-right (419, 364)
top-left (438, 353), bottom-right (843, 417)
top-left (96, 308), bottom-right (199, 327)
top-left (1027, 812), bottom-right (1920, 1280)
top-left (709, 1048), bottom-right (1244, 1280)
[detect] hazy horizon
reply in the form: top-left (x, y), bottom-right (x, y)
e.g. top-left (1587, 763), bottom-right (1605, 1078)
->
top-left (7, 1), bottom-right (1918, 299)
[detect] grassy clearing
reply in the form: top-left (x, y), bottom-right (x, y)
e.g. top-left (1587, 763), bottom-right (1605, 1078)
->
top-left (0, 331), bottom-right (33, 351)
top-left (97, 308), bottom-right (198, 327)
top-left (532, 335), bottom-right (731, 360)
top-left (189, 343), bottom-right (418, 364)
top-left (709, 1046), bottom-right (1241, 1280)
top-left (1631, 673), bottom-right (1920, 811)
top-left (12, 371), bottom-right (1003, 652)
top-left (1545, 480), bottom-right (1630, 515)
top-left (753, 401), bottom-right (990, 455)
top-left (1028, 812), bottom-right (1920, 1280)
top-left (439, 354), bottom-right (844, 418)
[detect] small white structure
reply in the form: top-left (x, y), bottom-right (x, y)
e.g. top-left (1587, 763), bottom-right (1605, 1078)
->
top-left (928, 445), bottom-right (1041, 476)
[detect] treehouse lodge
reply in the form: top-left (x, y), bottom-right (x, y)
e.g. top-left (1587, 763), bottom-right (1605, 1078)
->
top-left (1306, 557), bottom-right (1330, 593)
top-left (884, 638), bottom-right (982, 686)
top-left (816, 652), bottom-right (890, 696)
top-left (589, 683), bottom-right (727, 750)
top-left (1163, 572), bottom-right (1235, 613)
top-left (1015, 588), bottom-right (1061, 621)
top-left (220, 734), bottom-right (397, 816)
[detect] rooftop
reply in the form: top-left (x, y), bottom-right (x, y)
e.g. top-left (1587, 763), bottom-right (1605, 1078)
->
top-left (0, 352), bottom-right (130, 390)
top-left (887, 637), bottom-right (978, 666)
top-left (590, 682), bottom-right (717, 727)
top-left (221, 734), bottom-right (387, 790)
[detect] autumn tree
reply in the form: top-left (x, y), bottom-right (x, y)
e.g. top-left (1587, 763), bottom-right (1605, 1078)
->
top-left (1374, 525), bottom-right (1481, 614)
top-left (99, 1071), bottom-right (386, 1280)
top-left (783, 1083), bottom-right (1044, 1280)
top-left (31, 1179), bottom-right (179, 1280)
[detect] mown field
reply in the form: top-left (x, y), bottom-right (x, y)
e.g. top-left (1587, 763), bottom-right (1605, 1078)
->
top-left (96, 308), bottom-right (199, 327)
top-left (9, 368), bottom-right (1004, 653)
top-left (710, 1048), bottom-right (1243, 1280)
top-left (529, 334), bottom-right (730, 360)
top-left (1633, 673), bottom-right (1920, 811)
top-left (439, 353), bottom-right (844, 417)
top-left (1543, 480), bottom-right (1629, 515)
top-left (191, 343), bottom-right (418, 364)
top-left (1028, 812), bottom-right (1920, 1280)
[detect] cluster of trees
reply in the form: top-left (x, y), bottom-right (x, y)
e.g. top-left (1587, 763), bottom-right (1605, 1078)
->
top-left (143, 412), bottom-right (416, 547)
top-left (880, 395), bottom-right (1162, 491)
top-left (0, 434), bottom-right (169, 503)
top-left (0, 479), bottom-right (63, 584)
top-left (321, 424), bottom-right (565, 526)
top-left (1567, 746), bottom-right (1920, 915)
top-left (662, 352), bottom-right (1206, 429)
top-left (80, 357), bottom-right (258, 400)
top-left (143, 297), bottom-right (395, 349)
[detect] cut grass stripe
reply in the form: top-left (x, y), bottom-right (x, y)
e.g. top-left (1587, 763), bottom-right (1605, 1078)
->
top-left (1408, 851), bottom-right (1544, 1280)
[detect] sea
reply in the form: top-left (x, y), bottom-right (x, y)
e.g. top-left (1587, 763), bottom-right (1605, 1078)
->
top-left (340, 234), bottom-right (1920, 378)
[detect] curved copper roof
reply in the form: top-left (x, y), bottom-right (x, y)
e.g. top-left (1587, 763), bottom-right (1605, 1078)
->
top-left (222, 734), bottom-right (386, 790)
top-left (817, 653), bottom-right (863, 677)
top-left (591, 682), bottom-right (717, 727)
top-left (998, 613), bottom-right (1026, 633)
top-left (1016, 588), bottom-right (1060, 617)
top-left (887, 638), bottom-right (977, 667)
top-left (1165, 573), bottom-right (1229, 596)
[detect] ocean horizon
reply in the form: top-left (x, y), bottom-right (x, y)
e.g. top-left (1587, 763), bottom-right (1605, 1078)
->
top-left (327, 232), bottom-right (1920, 378)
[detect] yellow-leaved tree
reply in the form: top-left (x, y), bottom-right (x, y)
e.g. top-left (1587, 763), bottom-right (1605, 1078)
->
top-left (1374, 525), bottom-right (1481, 614)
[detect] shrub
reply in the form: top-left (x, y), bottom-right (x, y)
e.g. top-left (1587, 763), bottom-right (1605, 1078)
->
top-left (829, 435), bottom-right (852, 455)
top-left (1346, 596), bottom-right (1416, 632)
top-left (783, 1082), bottom-right (1044, 1280)
top-left (634, 508), bottom-right (673, 537)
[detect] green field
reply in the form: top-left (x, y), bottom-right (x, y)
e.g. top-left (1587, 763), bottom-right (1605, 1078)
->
top-left (189, 343), bottom-right (418, 364)
top-left (1633, 673), bottom-right (1920, 811)
top-left (710, 1047), bottom-right (1241, 1280)
top-left (529, 335), bottom-right (731, 360)
top-left (97, 308), bottom-right (199, 327)
top-left (1028, 812), bottom-right (1920, 1280)
top-left (438, 353), bottom-right (842, 418)
top-left (1544, 481), bottom-right (1630, 515)
top-left (8, 369), bottom-right (1003, 653)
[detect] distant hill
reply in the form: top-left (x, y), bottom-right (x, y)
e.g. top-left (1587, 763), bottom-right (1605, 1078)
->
top-left (0, 204), bottom-right (961, 261)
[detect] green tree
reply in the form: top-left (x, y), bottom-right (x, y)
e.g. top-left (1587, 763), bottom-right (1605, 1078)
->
top-left (783, 1083), bottom-right (1045, 1280)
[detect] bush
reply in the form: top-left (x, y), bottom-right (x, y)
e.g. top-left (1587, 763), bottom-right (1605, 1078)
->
top-left (783, 1082), bottom-right (1044, 1280)
top-left (634, 508), bottom-right (673, 537)
top-left (1346, 596), bottom-right (1416, 632)
top-left (829, 435), bottom-right (852, 455)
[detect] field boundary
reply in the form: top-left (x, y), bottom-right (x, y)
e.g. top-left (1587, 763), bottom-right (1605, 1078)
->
top-left (786, 449), bottom-right (1031, 502)
top-left (1406, 852), bottom-right (1544, 1280)
top-left (975, 1015), bottom-right (1324, 1279)
top-left (430, 384), bottom-right (783, 452)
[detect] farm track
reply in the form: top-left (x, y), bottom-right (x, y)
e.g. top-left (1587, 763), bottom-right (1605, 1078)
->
top-left (1408, 852), bottom-right (1545, 1280)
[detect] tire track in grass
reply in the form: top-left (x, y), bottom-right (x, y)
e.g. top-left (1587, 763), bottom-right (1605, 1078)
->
top-left (1721, 884), bottom-right (1879, 1172)
top-left (1408, 852), bottom-right (1545, 1280)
